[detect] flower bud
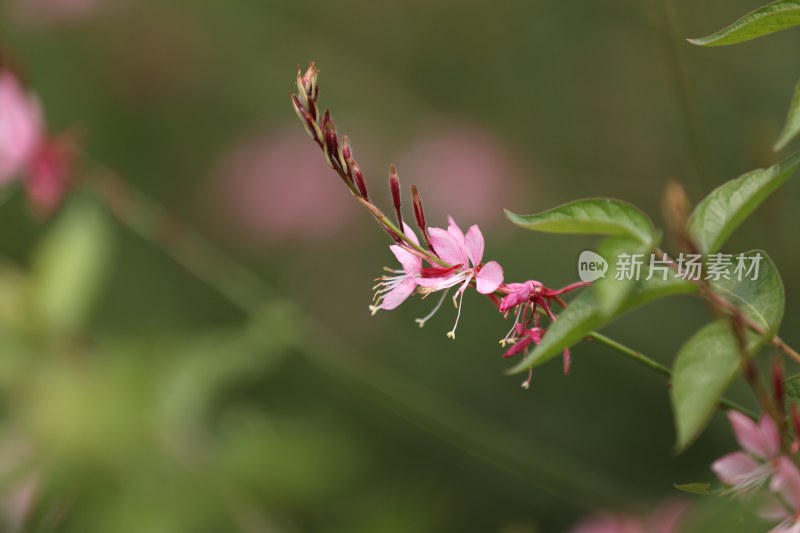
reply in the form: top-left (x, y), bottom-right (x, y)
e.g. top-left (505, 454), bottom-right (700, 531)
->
top-left (322, 110), bottom-right (339, 169)
top-left (25, 135), bottom-right (73, 219)
top-left (773, 356), bottom-right (786, 413)
top-left (792, 404), bottom-right (800, 454)
top-left (389, 164), bottom-right (403, 229)
top-left (412, 184), bottom-right (434, 250)
top-left (290, 94), bottom-right (322, 144)
top-left (0, 70), bottom-right (44, 185)
top-left (350, 161), bottom-right (368, 200)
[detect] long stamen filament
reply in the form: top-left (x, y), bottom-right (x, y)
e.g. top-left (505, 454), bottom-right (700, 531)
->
top-left (446, 277), bottom-right (473, 339)
top-left (415, 288), bottom-right (450, 328)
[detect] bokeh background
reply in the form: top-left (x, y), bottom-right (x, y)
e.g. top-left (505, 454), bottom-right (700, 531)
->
top-left (1, 0), bottom-right (799, 531)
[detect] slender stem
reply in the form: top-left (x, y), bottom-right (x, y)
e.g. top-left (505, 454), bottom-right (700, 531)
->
top-left (587, 332), bottom-right (758, 419)
top-left (587, 332), bottom-right (671, 378)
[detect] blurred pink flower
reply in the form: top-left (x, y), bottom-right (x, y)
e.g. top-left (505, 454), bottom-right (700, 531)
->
top-left (9, 0), bottom-right (122, 26)
top-left (766, 457), bottom-right (800, 532)
top-left (210, 130), bottom-right (355, 246)
top-left (712, 411), bottom-right (781, 493)
top-left (0, 72), bottom-right (43, 185)
top-left (0, 69), bottom-right (71, 218)
top-left (397, 127), bottom-right (521, 227)
top-left (25, 136), bottom-right (74, 219)
top-left (571, 501), bottom-right (689, 533)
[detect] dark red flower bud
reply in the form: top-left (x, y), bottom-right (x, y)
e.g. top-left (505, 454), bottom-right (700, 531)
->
top-left (792, 405), bottom-right (800, 453)
top-left (773, 356), bottom-right (786, 413)
top-left (411, 185), bottom-right (434, 251)
top-left (290, 94), bottom-right (321, 144)
top-left (322, 110), bottom-right (339, 168)
top-left (389, 164), bottom-right (403, 230)
top-left (351, 161), bottom-right (369, 200)
top-left (411, 184), bottom-right (425, 229)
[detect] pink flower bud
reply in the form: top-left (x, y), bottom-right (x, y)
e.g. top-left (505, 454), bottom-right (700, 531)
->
top-left (389, 164), bottom-right (403, 229)
top-left (0, 71), bottom-right (44, 185)
top-left (25, 136), bottom-right (73, 219)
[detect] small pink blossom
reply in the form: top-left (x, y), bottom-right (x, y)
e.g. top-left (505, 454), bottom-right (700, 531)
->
top-left (712, 411), bottom-right (782, 493)
top-left (496, 279), bottom-right (588, 379)
top-left (25, 137), bottom-right (73, 219)
top-left (0, 69), bottom-right (70, 218)
top-left (571, 500), bottom-right (689, 533)
top-left (0, 72), bottom-right (43, 185)
top-left (416, 216), bottom-right (503, 338)
top-left (766, 457), bottom-right (800, 532)
top-left (370, 223), bottom-right (425, 313)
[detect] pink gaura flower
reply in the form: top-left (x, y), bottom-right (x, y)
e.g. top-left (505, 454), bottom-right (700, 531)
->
top-left (25, 136), bottom-right (73, 219)
top-left (765, 457), bottom-right (800, 532)
top-left (712, 411), bottom-right (782, 494)
top-left (496, 279), bottom-right (588, 380)
top-left (416, 216), bottom-right (503, 338)
top-left (0, 69), bottom-right (71, 218)
top-left (0, 72), bottom-right (44, 185)
top-left (571, 500), bottom-right (689, 533)
top-left (370, 223), bottom-right (425, 313)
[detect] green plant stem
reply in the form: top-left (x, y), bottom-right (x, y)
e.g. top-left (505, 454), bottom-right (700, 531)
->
top-left (587, 332), bottom-right (757, 419)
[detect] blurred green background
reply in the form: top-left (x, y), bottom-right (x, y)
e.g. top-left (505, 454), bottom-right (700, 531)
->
top-left (1, 0), bottom-right (799, 531)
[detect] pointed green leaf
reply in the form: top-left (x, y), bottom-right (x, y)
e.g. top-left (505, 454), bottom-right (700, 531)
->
top-left (672, 251), bottom-right (783, 452)
top-left (775, 79), bottom-right (800, 151)
top-left (505, 198), bottom-right (655, 245)
top-left (687, 150), bottom-right (800, 253)
top-left (593, 236), bottom-right (659, 317)
top-left (32, 199), bottom-right (113, 336)
top-left (672, 321), bottom-right (754, 452)
top-left (710, 250), bottom-right (784, 337)
top-left (674, 482), bottom-right (713, 495)
top-left (688, 0), bottom-right (800, 46)
top-left (508, 274), bottom-right (696, 374)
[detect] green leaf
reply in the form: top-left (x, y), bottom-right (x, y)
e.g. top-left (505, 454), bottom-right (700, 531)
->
top-left (674, 482), bottom-right (713, 495)
top-left (671, 251), bottom-right (783, 452)
top-left (508, 274), bottom-right (696, 374)
top-left (775, 79), bottom-right (800, 151)
top-left (687, 150), bottom-right (800, 253)
top-left (32, 199), bottom-right (113, 336)
top-left (593, 236), bottom-right (659, 317)
top-left (710, 250), bottom-right (785, 337)
top-left (671, 321), bottom-right (755, 452)
top-left (688, 0), bottom-right (800, 47)
top-left (505, 198), bottom-right (655, 245)
top-left (785, 373), bottom-right (800, 408)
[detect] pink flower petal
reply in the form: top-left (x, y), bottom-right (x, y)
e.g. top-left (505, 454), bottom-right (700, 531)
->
top-left (729, 412), bottom-right (776, 460)
top-left (402, 222), bottom-right (420, 246)
top-left (772, 457), bottom-right (800, 511)
top-left (475, 261), bottom-right (503, 294)
top-left (446, 215), bottom-right (465, 248)
top-left (711, 451), bottom-right (760, 486)
top-left (464, 224), bottom-right (485, 266)
top-left (759, 414), bottom-right (782, 459)
top-left (0, 73), bottom-right (44, 184)
top-left (380, 278), bottom-right (417, 310)
top-left (428, 227), bottom-right (467, 266)
top-left (389, 245), bottom-right (421, 276)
